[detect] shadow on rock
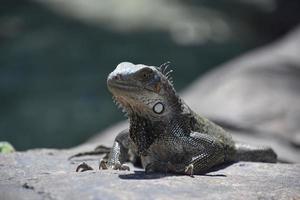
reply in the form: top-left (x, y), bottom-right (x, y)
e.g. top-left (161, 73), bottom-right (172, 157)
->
top-left (118, 171), bottom-right (168, 180)
top-left (118, 165), bottom-right (230, 180)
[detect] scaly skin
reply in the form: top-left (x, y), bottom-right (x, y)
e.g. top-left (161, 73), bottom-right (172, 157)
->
top-left (100, 62), bottom-right (277, 175)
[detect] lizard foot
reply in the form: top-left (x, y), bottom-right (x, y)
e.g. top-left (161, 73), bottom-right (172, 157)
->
top-left (76, 162), bottom-right (94, 172)
top-left (99, 159), bottom-right (130, 171)
top-left (184, 164), bottom-right (194, 177)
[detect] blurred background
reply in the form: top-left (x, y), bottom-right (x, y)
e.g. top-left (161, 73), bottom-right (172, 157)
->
top-left (0, 0), bottom-right (300, 151)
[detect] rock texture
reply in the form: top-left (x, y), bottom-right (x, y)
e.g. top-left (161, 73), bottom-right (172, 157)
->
top-left (0, 148), bottom-right (299, 200)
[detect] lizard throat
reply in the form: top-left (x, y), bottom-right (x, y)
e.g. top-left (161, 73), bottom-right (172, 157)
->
top-left (129, 111), bottom-right (193, 156)
top-left (129, 114), bottom-right (164, 155)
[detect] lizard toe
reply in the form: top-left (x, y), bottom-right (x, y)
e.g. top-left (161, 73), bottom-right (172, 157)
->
top-left (120, 164), bottom-right (130, 171)
top-left (99, 159), bottom-right (108, 170)
top-left (76, 162), bottom-right (94, 172)
top-left (184, 164), bottom-right (194, 177)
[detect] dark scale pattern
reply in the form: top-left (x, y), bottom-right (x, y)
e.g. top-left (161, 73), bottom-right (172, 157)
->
top-left (129, 114), bottom-right (164, 156)
top-left (129, 110), bottom-right (194, 155)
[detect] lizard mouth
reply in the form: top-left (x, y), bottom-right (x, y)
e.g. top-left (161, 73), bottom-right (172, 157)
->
top-left (107, 78), bottom-right (157, 93)
top-left (109, 82), bottom-right (136, 90)
top-left (107, 80), bottom-right (141, 94)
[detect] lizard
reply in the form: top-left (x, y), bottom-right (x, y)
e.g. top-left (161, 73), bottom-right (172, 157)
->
top-left (76, 62), bottom-right (277, 175)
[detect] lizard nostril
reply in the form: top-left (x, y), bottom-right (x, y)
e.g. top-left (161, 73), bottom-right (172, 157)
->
top-left (113, 74), bottom-right (122, 80)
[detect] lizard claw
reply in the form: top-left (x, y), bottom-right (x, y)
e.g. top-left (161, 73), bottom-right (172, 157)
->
top-left (185, 164), bottom-right (194, 177)
top-left (99, 159), bottom-right (108, 170)
top-left (76, 162), bottom-right (94, 172)
top-left (111, 162), bottom-right (130, 171)
top-left (99, 159), bottom-right (130, 171)
top-left (117, 164), bottom-right (130, 171)
top-left (119, 164), bottom-right (130, 171)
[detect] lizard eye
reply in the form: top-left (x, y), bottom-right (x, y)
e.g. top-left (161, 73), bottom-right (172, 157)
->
top-left (139, 68), bottom-right (154, 80)
top-left (143, 73), bottom-right (151, 78)
top-left (153, 102), bottom-right (164, 114)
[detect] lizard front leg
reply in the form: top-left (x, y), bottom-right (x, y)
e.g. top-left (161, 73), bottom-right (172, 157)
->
top-left (100, 129), bottom-right (131, 171)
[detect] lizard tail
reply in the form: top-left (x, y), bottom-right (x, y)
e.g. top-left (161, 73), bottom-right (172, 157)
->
top-left (232, 143), bottom-right (277, 163)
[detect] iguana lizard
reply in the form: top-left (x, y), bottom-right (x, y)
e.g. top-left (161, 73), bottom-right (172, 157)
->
top-left (76, 62), bottom-right (277, 175)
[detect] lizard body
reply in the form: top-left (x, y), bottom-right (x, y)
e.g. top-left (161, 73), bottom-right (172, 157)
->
top-left (101, 62), bottom-right (277, 175)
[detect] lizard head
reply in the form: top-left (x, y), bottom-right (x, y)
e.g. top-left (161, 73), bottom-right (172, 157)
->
top-left (107, 62), bottom-right (181, 119)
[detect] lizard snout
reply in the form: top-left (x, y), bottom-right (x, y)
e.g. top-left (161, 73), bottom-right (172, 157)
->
top-left (108, 73), bottom-right (122, 81)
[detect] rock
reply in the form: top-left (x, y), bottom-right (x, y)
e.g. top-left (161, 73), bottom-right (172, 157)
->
top-left (0, 148), bottom-right (299, 200)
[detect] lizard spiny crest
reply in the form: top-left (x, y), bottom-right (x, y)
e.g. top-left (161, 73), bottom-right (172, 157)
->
top-left (157, 61), bottom-right (174, 84)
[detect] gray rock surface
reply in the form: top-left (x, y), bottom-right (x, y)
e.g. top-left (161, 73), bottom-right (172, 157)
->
top-left (1, 148), bottom-right (299, 200)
